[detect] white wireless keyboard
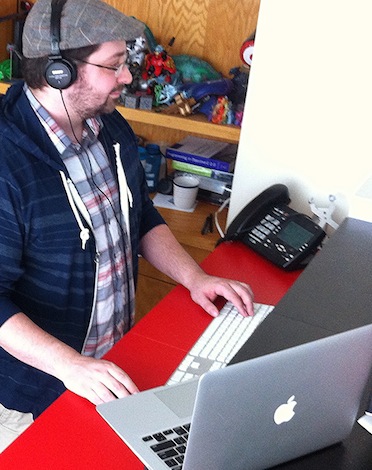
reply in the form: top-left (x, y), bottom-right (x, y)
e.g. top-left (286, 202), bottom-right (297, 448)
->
top-left (167, 301), bottom-right (274, 385)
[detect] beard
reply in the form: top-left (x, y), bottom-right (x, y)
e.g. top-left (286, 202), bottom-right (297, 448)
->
top-left (66, 74), bottom-right (122, 119)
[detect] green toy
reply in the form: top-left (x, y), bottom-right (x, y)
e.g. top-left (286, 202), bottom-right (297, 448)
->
top-left (0, 60), bottom-right (11, 80)
top-left (173, 54), bottom-right (221, 83)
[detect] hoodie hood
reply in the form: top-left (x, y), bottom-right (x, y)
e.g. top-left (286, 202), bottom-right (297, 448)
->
top-left (0, 81), bottom-right (65, 172)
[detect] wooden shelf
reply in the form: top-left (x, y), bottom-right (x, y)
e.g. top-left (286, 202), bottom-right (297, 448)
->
top-left (118, 107), bottom-right (240, 143)
top-left (0, 81), bottom-right (10, 95)
top-left (0, 81), bottom-right (241, 143)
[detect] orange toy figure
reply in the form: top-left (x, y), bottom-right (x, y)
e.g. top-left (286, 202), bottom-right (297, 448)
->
top-left (142, 45), bottom-right (176, 83)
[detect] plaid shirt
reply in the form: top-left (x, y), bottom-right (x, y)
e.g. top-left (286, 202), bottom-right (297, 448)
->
top-left (25, 85), bottom-right (135, 359)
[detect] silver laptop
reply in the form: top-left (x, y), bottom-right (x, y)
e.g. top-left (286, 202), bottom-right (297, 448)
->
top-left (97, 324), bottom-right (372, 470)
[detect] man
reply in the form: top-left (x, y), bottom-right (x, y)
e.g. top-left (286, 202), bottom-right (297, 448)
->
top-left (0, 0), bottom-right (254, 450)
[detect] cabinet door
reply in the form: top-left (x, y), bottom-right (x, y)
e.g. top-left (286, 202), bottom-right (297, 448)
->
top-left (0, 1), bottom-right (17, 61)
top-left (135, 273), bottom-right (176, 323)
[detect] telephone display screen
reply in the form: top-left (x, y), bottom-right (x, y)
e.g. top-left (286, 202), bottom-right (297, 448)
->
top-left (277, 221), bottom-right (314, 250)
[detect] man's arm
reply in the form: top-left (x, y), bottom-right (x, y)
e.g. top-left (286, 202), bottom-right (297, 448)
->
top-left (139, 224), bottom-right (254, 317)
top-left (0, 313), bottom-right (139, 405)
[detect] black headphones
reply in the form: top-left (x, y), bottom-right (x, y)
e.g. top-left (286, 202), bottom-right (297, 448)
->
top-left (44, 0), bottom-right (77, 89)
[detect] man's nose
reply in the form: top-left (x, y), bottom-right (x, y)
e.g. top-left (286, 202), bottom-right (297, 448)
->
top-left (117, 65), bottom-right (133, 85)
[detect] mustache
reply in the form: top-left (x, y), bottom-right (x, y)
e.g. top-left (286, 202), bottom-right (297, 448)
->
top-left (111, 86), bottom-right (124, 94)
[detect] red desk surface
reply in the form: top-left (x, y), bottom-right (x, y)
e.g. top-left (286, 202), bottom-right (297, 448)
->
top-left (0, 242), bottom-right (299, 469)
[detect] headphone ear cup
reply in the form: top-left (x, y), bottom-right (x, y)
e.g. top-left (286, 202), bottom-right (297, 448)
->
top-left (44, 57), bottom-right (77, 89)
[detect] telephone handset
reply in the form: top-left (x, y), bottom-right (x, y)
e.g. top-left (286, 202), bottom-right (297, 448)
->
top-left (223, 184), bottom-right (326, 271)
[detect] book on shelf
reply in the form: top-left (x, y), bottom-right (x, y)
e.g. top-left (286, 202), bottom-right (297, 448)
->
top-left (171, 160), bottom-right (233, 180)
top-left (166, 136), bottom-right (237, 173)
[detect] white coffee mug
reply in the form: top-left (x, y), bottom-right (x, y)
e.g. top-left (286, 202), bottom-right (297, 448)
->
top-left (173, 175), bottom-right (199, 209)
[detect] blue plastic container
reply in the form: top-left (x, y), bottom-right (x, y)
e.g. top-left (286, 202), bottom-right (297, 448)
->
top-left (138, 144), bottom-right (162, 192)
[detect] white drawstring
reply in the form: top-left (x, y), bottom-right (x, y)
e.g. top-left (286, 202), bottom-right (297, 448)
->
top-left (114, 142), bottom-right (133, 238)
top-left (59, 171), bottom-right (92, 249)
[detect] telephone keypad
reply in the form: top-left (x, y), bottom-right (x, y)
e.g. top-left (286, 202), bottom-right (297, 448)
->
top-left (248, 206), bottom-right (298, 262)
top-left (252, 228), bottom-right (266, 240)
top-left (258, 225), bottom-right (271, 235)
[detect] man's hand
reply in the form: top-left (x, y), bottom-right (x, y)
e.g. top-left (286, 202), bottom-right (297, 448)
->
top-left (140, 225), bottom-right (255, 318)
top-left (187, 272), bottom-right (254, 318)
top-left (58, 355), bottom-right (139, 405)
top-left (0, 312), bottom-right (139, 406)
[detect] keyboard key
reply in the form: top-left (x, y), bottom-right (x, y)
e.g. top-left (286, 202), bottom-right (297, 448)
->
top-left (173, 426), bottom-right (188, 435)
top-left (176, 455), bottom-right (185, 463)
top-left (158, 448), bottom-right (178, 460)
top-left (150, 440), bottom-right (175, 452)
top-left (164, 458), bottom-right (179, 467)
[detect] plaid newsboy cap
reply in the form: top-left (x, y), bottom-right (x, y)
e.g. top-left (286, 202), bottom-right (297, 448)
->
top-left (23, 0), bottom-right (144, 58)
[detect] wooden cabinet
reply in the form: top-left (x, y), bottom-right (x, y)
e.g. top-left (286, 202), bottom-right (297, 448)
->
top-left (0, 0), bottom-right (18, 61)
top-left (135, 201), bottom-right (227, 322)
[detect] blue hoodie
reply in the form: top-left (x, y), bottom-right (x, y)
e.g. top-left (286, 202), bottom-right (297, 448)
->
top-left (0, 81), bottom-right (164, 417)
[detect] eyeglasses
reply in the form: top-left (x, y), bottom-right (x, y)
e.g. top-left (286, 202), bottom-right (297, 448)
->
top-left (78, 59), bottom-right (127, 77)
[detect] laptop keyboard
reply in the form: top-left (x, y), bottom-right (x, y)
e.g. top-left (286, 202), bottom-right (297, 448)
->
top-left (143, 424), bottom-right (190, 469)
top-left (166, 301), bottom-right (274, 385)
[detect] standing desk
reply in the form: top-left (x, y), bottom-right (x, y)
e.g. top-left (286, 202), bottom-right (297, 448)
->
top-left (0, 218), bottom-right (371, 469)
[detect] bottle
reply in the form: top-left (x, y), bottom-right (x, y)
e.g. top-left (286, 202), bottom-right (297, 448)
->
top-left (144, 143), bottom-right (163, 192)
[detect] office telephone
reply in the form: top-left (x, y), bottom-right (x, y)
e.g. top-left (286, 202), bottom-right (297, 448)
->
top-left (222, 184), bottom-right (326, 271)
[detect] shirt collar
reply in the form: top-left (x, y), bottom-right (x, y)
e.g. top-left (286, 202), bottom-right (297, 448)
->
top-left (24, 83), bottom-right (102, 153)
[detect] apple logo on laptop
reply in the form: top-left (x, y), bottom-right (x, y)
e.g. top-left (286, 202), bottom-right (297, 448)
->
top-left (273, 395), bottom-right (297, 425)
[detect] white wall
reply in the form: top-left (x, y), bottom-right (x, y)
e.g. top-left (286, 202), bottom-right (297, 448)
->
top-left (228, 0), bottom-right (372, 230)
